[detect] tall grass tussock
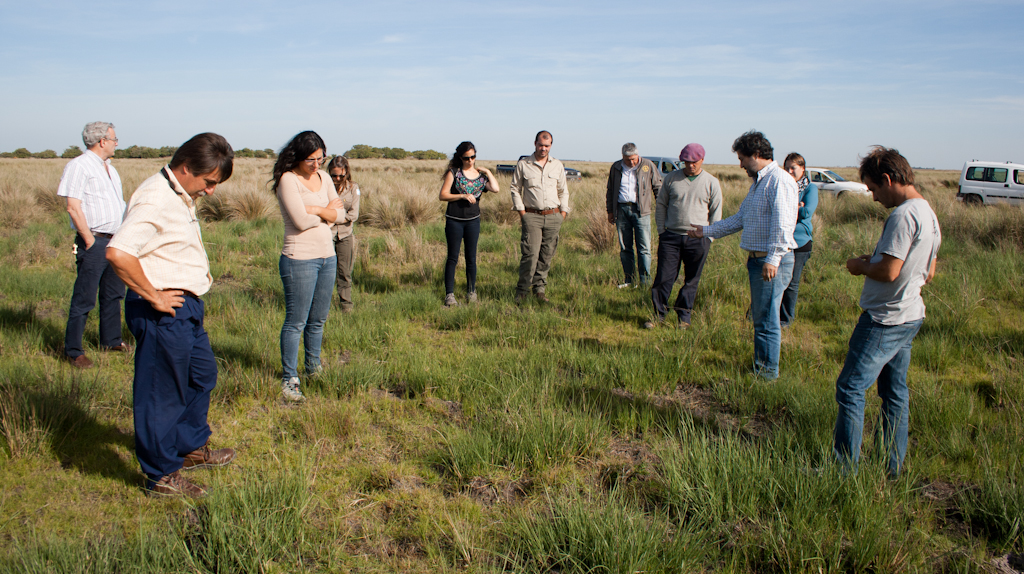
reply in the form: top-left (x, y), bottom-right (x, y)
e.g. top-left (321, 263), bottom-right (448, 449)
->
top-left (0, 157), bottom-right (1022, 572)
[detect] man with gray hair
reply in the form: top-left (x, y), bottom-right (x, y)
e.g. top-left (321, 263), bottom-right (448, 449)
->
top-left (606, 143), bottom-right (662, 287)
top-left (57, 121), bottom-right (129, 368)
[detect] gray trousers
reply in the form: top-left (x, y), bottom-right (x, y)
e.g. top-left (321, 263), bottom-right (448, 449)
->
top-left (334, 234), bottom-right (355, 310)
top-left (517, 212), bottom-right (562, 295)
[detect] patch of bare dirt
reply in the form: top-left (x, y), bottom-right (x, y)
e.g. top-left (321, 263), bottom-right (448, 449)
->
top-left (464, 476), bottom-right (531, 506)
top-left (617, 384), bottom-right (775, 439)
top-left (391, 475), bottom-right (424, 493)
top-left (599, 437), bottom-right (661, 489)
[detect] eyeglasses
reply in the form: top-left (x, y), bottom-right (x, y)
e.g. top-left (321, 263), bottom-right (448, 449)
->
top-left (462, 155), bottom-right (476, 161)
top-left (104, 137), bottom-right (119, 144)
top-left (303, 156), bottom-right (325, 165)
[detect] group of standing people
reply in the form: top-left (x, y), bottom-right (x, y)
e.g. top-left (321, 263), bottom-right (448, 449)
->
top-left (54, 122), bottom-right (939, 498)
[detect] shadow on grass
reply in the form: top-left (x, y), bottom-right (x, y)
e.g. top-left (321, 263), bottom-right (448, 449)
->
top-left (0, 303), bottom-right (65, 357)
top-left (559, 383), bottom-right (772, 440)
top-left (2, 378), bottom-right (139, 488)
top-left (211, 340), bottom-right (278, 378)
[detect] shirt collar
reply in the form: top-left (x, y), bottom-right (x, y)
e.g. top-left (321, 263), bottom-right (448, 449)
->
top-left (756, 160), bottom-right (777, 181)
top-left (83, 149), bottom-right (109, 166)
top-left (163, 166), bottom-right (195, 207)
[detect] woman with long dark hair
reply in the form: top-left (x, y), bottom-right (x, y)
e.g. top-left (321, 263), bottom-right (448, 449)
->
top-left (437, 141), bottom-right (499, 306)
top-left (327, 155), bottom-right (360, 312)
top-left (272, 131), bottom-right (344, 401)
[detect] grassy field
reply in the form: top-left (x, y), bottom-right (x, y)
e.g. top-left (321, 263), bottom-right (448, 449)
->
top-left (0, 156), bottom-right (1022, 573)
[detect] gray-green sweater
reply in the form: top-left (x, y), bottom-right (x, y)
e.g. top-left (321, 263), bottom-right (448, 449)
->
top-left (655, 170), bottom-right (723, 235)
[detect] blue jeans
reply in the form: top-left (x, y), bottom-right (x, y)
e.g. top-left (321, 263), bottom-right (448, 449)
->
top-left (747, 252), bottom-right (794, 379)
top-left (279, 255), bottom-right (336, 380)
top-left (833, 312), bottom-right (922, 477)
top-left (780, 247), bottom-right (812, 327)
top-left (616, 203), bottom-right (652, 284)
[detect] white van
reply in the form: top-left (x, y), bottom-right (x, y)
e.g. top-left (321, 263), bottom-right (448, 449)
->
top-left (957, 161), bottom-right (1024, 206)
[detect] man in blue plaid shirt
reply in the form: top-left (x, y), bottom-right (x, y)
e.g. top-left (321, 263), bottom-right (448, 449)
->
top-left (689, 131), bottom-right (798, 379)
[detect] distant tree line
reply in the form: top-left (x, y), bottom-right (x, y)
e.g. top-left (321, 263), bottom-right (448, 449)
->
top-left (343, 144), bottom-right (446, 160)
top-left (1, 145), bottom-right (277, 159)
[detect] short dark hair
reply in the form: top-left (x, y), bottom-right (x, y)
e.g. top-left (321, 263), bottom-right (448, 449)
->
top-left (272, 131), bottom-right (327, 193)
top-left (859, 146), bottom-right (914, 186)
top-left (535, 130), bottom-right (553, 144)
top-left (731, 130), bottom-right (773, 161)
top-left (783, 152), bottom-right (805, 168)
top-left (169, 133), bottom-right (234, 182)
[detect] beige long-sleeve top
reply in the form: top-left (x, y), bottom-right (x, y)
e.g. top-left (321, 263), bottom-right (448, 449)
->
top-left (277, 170), bottom-right (343, 259)
top-left (509, 155), bottom-right (570, 213)
top-left (332, 183), bottom-right (360, 240)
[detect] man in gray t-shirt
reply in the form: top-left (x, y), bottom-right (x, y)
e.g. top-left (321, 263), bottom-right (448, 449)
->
top-left (833, 147), bottom-right (940, 478)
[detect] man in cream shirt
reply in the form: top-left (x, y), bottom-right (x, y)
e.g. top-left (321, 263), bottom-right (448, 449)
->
top-left (107, 133), bottom-right (237, 498)
top-left (510, 130), bottom-right (569, 304)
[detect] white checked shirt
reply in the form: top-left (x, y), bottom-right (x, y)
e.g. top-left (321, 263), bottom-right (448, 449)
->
top-left (56, 149), bottom-right (126, 234)
top-left (702, 161), bottom-right (798, 266)
top-left (618, 163), bottom-right (638, 203)
top-left (108, 167), bottom-right (213, 296)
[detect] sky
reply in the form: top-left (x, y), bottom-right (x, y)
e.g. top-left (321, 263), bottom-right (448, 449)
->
top-left (1, 0), bottom-right (1022, 169)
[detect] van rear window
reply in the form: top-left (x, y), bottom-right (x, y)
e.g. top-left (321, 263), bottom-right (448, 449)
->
top-left (966, 167), bottom-right (985, 181)
top-left (1016, 170), bottom-right (1024, 185)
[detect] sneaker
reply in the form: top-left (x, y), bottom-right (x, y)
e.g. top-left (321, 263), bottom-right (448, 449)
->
top-left (444, 293), bottom-right (459, 307)
top-left (281, 377), bottom-right (306, 402)
top-left (617, 282), bottom-right (632, 289)
top-left (467, 291), bottom-right (478, 304)
top-left (678, 321), bottom-right (690, 330)
top-left (149, 470), bottom-right (206, 498)
top-left (181, 443), bottom-right (236, 470)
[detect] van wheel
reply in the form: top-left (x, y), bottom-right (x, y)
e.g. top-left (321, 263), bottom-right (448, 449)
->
top-left (836, 191), bottom-right (846, 198)
top-left (964, 194), bottom-right (983, 206)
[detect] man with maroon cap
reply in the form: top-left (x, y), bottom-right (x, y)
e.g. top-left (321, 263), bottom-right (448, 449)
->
top-left (647, 143), bottom-right (722, 329)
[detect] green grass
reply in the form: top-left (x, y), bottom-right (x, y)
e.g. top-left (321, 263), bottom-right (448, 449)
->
top-left (1, 161), bottom-right (1023, 572)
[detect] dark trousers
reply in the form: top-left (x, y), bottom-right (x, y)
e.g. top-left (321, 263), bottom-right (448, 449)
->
top-left (444, 217), bottom-right (480, 294)
top-left (126, 290), bottom-right (216, 484)
top-left (64, 234), bottom-right (125, 357)
top-left (650, 231), bottom-right (711, 324)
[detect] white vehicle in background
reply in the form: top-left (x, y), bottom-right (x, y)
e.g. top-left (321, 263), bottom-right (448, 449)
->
top-left (806, 168), bottom-right (870, 197)
top-left (957, 161), bottom-right (1024, 206)
top-left (645, 156), bottom-right (684, 176)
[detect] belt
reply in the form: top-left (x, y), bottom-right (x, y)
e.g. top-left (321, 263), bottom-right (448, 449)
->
top-left (169, 289), bottom-right (200, 300)
top-left (748, 251), bottom-right (768, 258)
top-left (525, 208), bottom-right (560, 215)
top-left (92, 232), bottom-right (114, 239)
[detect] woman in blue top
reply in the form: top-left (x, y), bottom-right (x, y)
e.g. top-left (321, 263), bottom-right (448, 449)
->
top-left (438, 141), bottom-right (499, 306)
top-left (781, 152), bottom-right (819, 327)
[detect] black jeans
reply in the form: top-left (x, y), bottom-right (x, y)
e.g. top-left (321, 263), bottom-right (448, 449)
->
top-left (444, 217), bottom-right (480, 294)
top-left (64, 234), bottom-right (126, 357)
top-left (650, 231), bottom-right (710, 324)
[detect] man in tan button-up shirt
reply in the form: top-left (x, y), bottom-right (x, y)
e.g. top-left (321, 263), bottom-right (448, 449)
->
top-left (510, 130), bottom-right (569, 303)
top-left (107, 133), bottom-right (237, 499)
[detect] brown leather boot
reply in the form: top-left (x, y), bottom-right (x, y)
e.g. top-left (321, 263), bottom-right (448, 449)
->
top-left (149, 470), bottom-right (206, 498)
top-left (181, 443), bottom-right (236, 470)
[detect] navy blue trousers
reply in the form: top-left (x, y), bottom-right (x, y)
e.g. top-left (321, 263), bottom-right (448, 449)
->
top-left (650, 231), bottom-right (711, 324)
top-left (64, 234), bottom-right (126, 357)
top-left (125, 290), bottom-right (216, 484)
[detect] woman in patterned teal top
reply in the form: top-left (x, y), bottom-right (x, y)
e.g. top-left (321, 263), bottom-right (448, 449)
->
top-left (438, 141), bottom-right (499, 306)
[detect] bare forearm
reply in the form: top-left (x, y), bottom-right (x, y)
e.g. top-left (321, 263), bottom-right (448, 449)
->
top-left (106, 248), bottom-right (159, 301)
top-left (66, 200), bottom-right (94, 246)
